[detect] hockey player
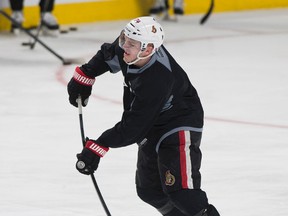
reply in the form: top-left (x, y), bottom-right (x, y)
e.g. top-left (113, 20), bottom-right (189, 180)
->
top-left (9, 0), bottom-right (59, 35)
top-left (149, 0), bottom-right (184, 20)
top-left (67, 16), bottom-right (220, 216)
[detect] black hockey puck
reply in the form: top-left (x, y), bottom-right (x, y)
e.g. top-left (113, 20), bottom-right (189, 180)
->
top-left (69, 27), bottom-right (78, 31)
top-left (22, 42), bottom-right (32, 46)
top-left (60, 30), bottom-right (69, 34)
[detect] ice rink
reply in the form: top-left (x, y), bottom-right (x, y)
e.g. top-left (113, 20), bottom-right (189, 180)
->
top-left (1, 8), bottom-right (288, 216)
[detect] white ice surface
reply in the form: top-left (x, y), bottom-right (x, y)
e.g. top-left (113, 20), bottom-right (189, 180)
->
top-left (1, 9), bottom-right (288, 216)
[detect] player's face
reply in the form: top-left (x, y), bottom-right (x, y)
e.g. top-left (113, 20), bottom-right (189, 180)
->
top-left (120, 35), bottom-right (142, 64)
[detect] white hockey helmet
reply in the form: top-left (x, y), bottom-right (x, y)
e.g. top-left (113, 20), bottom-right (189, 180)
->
top-left (121, 16), bottom-right (165, 52)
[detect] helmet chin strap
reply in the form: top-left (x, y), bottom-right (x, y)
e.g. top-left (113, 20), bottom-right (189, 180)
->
top-left (125, 50), bottom-right (155, 65)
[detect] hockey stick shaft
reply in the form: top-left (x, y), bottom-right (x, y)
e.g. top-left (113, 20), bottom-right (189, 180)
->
top-left (76, 96), bottom-right (112, 216)
top-left (200, 0), bottom-right (214, 25)
top-left (0, 10), bottom-right (82, 65)
top-left (30, 0), bottom-right (51, 49)
top-left (77, 96), bottom-right (85, 145)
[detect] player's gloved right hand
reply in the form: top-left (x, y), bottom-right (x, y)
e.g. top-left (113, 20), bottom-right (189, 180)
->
top-left (76, 139), bottom-right (109, 175)
top-left (67, 67), bottom-right (95, 107)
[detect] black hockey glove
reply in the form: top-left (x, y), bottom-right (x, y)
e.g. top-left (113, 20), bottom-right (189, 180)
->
top-left (67, 67), bottom-right (95, 107)
top-left (76, 140), bottom-right (109, 175)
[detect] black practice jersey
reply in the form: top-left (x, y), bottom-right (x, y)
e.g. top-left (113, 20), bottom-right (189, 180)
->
top-left (80, 38), bottom-right (204, 149)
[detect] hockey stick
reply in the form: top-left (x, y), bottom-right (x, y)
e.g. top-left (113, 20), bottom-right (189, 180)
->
top-left (200, 0), bottom-right (214, 25)
top-left (76, 96), bottom-right (112, 216)
top-left (0, 10), bottom-right (83, 65)
top-left (30, 0), bottom-right (51, 49)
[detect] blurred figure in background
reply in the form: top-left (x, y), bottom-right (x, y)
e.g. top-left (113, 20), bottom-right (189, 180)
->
top-left (149, 0), bottom-right (184, 20)
top-left (9, 0), bottom-right (59, 35)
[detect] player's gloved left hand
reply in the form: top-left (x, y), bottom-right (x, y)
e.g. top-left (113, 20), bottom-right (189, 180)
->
top-left (76, 139), bottom-right (109, 175)
top-left (67, 67), bottom-right (95, 107)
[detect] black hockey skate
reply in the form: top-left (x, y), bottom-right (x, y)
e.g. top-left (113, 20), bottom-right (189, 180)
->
top-left (173, 0), bottom-right (184, 16)
top-left (174, 7), bottom-right (184, 15)
top-left (149, 0), bottom-right (167, 15)
top-left (10, 11), bottom-right (24, 35)
top-left (201, 204), bottom-right (220, 216)
top-left (41, 12), bottom-right (59, 36)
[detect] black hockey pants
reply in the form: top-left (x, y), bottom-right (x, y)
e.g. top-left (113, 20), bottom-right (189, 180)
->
top-left (136, 130), bottom-right (209, 215)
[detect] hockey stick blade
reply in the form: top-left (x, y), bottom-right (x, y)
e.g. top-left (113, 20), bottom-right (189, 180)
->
top-left (200, 0), bottom-right (214, 25)
top-left (0, 10), bottom-right (78, 66)
top-left (62, 57), bottom-right (85, 65)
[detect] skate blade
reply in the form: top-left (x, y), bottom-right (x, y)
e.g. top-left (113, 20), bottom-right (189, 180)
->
top-left (162, 15), bottom-right (178, 22)
top-left (11, 28), bottom-right (21, 35)
top-left (42, 27), bottom-right (59, 37)
top-left (151, 11), bottom-right (179, 22)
